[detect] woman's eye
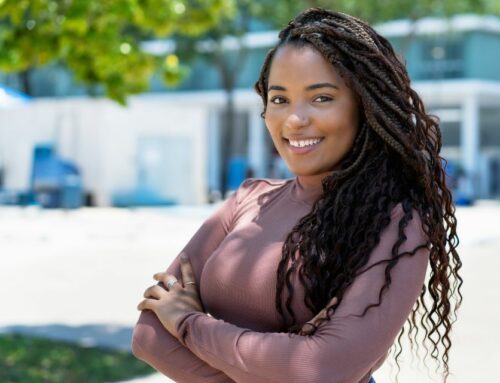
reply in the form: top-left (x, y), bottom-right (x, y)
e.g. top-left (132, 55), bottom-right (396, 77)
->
top-left (270, 96), bottom-right (287, 105)
top-left (314, 95), bottom-right (333, 103)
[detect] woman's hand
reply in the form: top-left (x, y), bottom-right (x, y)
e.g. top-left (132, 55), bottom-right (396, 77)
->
top-left (298, 296), bottom-right (338, 336)
top-left (137, 254), bottom-right (204, 338)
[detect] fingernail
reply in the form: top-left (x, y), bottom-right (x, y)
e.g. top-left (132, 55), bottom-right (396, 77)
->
top-left (180, 254), bottom-right (188, 262)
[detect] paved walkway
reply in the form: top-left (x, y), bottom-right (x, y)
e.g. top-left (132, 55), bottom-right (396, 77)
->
top-left (0, 202), bottom-right (499, 382)
top-left (0, 206), bottom-right (205, 383)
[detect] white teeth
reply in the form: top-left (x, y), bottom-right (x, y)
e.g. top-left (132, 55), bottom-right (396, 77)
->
top-left (289, 138), bottom-right (322, 148)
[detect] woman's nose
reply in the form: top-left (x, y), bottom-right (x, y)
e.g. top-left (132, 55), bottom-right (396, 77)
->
top-left (285, 105), bottom-right (310, 128)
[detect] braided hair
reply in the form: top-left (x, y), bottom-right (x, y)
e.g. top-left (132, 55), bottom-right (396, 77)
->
top-left (254, 8), bottom-right (462, 382)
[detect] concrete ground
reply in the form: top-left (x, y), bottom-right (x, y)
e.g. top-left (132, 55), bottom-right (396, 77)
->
top-left (0, 202), bottom-right (498, 382)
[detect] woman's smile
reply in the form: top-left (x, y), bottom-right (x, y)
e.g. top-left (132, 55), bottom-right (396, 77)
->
top-left (283, 137), bottom-right (325, 154)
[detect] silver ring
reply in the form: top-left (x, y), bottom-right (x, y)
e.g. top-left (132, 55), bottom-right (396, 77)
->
top-left (166, 279), bottom-right (178, 289)
top-left (184, 281), bottom-right (196, 286)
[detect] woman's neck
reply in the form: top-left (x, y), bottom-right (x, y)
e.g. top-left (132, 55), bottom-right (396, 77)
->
top-left (293, 173), bottom-right (326, 202)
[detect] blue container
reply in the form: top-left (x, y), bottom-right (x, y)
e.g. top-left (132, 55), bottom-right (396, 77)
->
top-left (30, 144), bottom-right (83, 209)
top-left (227, 155), bottom-right (249, 191)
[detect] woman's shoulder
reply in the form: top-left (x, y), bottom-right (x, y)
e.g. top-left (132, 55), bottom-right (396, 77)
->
top-left (233, 177), bottom-right (293, 205)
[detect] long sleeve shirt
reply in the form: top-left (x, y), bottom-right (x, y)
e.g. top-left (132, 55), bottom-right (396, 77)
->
top-left (132, 176), bottom-right (429, 383)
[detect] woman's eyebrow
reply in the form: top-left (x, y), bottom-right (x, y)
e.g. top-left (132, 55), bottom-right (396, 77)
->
top-left (306, 82), bottom-right (339, 90)
top-left (268, 83), bottom-right (339, 92)
top-left (268, 85), bottom-right (286, 91)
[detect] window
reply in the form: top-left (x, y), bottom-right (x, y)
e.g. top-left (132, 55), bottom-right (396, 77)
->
top-left (418, 38), bottom-right (464, 79)
top-left (480, 107), bottom-right (500, 148)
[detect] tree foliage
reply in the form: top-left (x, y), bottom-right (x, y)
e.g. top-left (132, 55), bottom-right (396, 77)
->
top-left (257, 0), bottom-right (500, 27)
top-left (0, 0), bottom-right (235, 104)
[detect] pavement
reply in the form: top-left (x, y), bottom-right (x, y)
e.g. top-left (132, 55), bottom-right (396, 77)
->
top-left (0, 201), bottom-right (499, 382)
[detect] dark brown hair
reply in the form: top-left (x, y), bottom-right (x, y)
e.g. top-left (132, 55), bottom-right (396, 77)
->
top-left (254, 8), bottom-right (462, 382)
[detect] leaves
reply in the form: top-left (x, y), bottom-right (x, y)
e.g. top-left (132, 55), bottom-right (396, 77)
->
top-left (0, 0), bottom-right (234, 104)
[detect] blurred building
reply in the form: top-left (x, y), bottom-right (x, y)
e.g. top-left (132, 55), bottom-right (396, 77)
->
top-left (0, 97), bottom-right (208, 205)
top-left (378, 15), bottom-right (500, 200)
top-left (1, 14), bottom-right (499, 205)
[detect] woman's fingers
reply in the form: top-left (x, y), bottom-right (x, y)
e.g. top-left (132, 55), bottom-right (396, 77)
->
top-left (153, 272), bottom-right (180, 290)
top-left (299, 322), bottom-right (317, 336)
top-left (180, 254), bottom-right (197, 288)
top-left (151, 255), bottom-right (196, 291)
top-left (143, 285), bottom-right (167, 299)
top-left (137, 298), bottom-right (157, 311)
top-left (299, 296), bottom-right (339, 336)
top-left (328, 296), bottom-right (339, 307)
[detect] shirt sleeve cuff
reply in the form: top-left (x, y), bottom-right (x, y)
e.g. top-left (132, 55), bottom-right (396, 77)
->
top-left (176, 311), bottom-right (208, 347)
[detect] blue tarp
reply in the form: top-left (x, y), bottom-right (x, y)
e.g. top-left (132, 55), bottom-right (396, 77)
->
top-left (0, 84), bottom-right (31, 108)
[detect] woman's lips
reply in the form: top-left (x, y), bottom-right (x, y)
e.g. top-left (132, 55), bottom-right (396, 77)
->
top-left (283, 137), bottom-right (324, 155)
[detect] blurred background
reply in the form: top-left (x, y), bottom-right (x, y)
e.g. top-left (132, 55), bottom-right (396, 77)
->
top-left (0, 1), bottom-right (499, 382)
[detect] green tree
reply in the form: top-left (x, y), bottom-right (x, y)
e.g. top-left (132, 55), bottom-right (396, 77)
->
top-left (0, 0), bottom-right (235, 104)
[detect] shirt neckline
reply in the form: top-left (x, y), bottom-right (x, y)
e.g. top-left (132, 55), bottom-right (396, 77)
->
top-left (288, 175), bottom-right (325, 205)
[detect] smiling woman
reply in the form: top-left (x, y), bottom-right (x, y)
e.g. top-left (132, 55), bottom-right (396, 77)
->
top-left (132, 8), bottom-right (462, 383)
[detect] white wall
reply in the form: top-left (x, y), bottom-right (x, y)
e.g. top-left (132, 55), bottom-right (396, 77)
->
top-left (0, 96), bottom-right (209, 205)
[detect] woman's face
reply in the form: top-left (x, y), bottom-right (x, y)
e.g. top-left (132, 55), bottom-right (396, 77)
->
top-left (264, 44), bottom-right (360, 178)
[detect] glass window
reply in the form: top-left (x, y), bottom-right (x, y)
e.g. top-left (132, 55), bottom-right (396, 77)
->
top-left (418, 37), bottom-right (464, 79)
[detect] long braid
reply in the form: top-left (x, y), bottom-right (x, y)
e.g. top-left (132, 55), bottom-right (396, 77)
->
top-left (255, 8), bottom-right (462, 383)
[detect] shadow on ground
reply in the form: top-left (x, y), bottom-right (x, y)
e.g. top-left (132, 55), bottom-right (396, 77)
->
top-left (0, 323), bottom-right (133, 351)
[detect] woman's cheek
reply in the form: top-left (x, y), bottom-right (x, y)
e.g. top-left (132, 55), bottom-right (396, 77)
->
top-left (264, 116), bottom-right (279, 135)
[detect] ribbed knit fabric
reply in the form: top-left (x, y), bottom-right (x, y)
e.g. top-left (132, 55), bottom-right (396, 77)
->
top-left (132, 176), bottom-right (429, 383)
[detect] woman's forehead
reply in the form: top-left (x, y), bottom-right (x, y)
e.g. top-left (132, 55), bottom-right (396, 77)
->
top-left (268, 45), bottom-right (345, 89)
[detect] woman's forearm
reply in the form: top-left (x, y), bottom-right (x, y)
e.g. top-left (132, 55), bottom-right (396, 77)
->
top-left (132, 310), bottom-right (235, 383)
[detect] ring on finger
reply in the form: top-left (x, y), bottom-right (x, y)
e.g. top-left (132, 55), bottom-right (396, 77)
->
top-left (184, 281), bottom-right (196, 286)
top-left (166, 278), bottom-right (178, 289)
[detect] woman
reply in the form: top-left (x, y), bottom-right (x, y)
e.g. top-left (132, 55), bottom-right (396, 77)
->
top-left (132, 8), bottom-right (462, 383)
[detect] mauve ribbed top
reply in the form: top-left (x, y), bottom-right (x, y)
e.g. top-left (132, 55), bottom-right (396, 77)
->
top-left (132, 176), bottom-right (429, 383)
